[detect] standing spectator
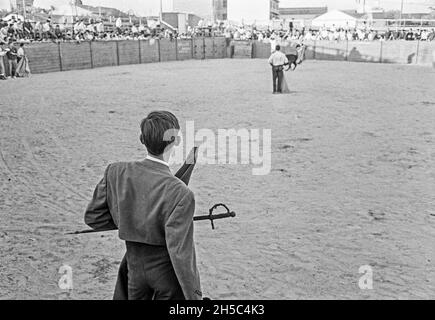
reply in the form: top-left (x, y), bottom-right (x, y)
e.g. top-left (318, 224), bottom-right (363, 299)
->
top-left (0, 42), bottom-right (6, 80)
top-left (23, 19), bottom-right (33, 39)
top-left (6, 41), bottom-right (18, 78)
top-left (17, 42), bottom-right (24, 62)
top-left (0, 23), bottom-right (7, 43)
top-left (289, 18), bottom-right (294, 33)
top-left (16, 43), bottom-right (30, 77)
top-left (96, 19), bottom-right (104, 35)
top-left (42, 19), bottom-right (52, 40)
top-left (115, 17), bottom-right (122, 33)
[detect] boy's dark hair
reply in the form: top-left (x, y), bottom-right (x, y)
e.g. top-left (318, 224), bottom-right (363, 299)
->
top-left (140, 111), bottom-right (180, 156)
top-left (275, 45), bottom-right (281, 51)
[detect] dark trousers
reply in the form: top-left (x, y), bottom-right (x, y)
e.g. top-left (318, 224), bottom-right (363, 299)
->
top-left (113, 242), bottom-right (185, 300)
top-left (8, 59), bottom-right (17, 77)
top-left (272, 67), bottom-right (284, 93)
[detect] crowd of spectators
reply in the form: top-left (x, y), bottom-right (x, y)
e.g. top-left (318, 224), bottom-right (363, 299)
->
top-left (0, 16), bottom-right (222, 44)
top-left (227, 25), bottom-right (435, 42)
top-left (0, 41), bottom-right (28, 80)
top-left (2, 14), bottom-right (435, 45)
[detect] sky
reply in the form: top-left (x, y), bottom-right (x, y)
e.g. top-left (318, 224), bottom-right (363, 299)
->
top-left (1, 0), bottom-right (434, 15)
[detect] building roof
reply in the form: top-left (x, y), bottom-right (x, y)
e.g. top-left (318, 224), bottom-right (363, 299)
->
top-left (79, 5), bottom-right (130, 17)
top-left (279, 7), bottom-right (327, 16)
top-left (51, 5), bottom-right (93, 16)
top-left (312, 10), bottom-right (357, 27)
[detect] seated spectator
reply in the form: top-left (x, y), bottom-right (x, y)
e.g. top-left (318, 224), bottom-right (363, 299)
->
top-left (405, 29), bottom-right (415, 41)
top-left (421, 29), bottom-right (428, 41)
top-left (54, 25), bottom-right (63, 40)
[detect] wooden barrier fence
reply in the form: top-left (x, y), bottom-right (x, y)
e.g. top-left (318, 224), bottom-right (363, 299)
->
top-left (1, 37), bottom-right (228, 75)
top-left (1, 38), bottom-right (434, 76)
top-left (250, 39), bottom-right (435, 68)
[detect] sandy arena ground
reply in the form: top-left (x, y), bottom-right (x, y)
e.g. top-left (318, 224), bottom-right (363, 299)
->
top-left (0, 59), bottom-right (434, 300)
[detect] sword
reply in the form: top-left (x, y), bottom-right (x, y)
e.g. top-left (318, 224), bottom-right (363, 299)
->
top-left (66, 203), bottom-right (236, 235)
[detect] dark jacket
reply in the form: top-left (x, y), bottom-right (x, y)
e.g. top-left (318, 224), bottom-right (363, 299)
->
top-left (84, 159), bottom-right (202, 300)
top-left (6, 46), bottom-right (17, 60)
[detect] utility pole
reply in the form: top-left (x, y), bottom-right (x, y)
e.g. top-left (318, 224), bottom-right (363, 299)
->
top-left (22, 0), bottom-right (26, 18)
top-left (159, 0), bottom-right (163, 23)
top-left (399, 0), bottom-right (404, 27)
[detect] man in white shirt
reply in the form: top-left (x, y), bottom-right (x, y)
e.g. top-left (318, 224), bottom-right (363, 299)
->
top-left (0, 43), bottom-right (6, 80)
top-left (268, 45), bottom-right (289, 94)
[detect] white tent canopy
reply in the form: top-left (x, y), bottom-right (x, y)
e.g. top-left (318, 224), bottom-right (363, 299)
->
top-left (33, 0), bottom-right (69, 10)
top-left (311, 10), bottom-right (357, 29)
top-left (51, 5), bottom-right (92, 16)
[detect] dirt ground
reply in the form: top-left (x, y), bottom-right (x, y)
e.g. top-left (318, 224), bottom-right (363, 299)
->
top-left (0, 59), bottom-right (434, 300)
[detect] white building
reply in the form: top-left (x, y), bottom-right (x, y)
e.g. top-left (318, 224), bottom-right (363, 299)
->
top-left (172, 0), bottom-right (214, 19)
top-left (312, 10), bottom-right (357, 28)
top-left (227, 0), bottom-right (279, 25)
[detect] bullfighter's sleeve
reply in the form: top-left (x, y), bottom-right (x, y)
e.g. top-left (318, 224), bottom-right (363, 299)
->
top-left (165, 191), bottom-right (202, 300)
top-left (84, 165), bottom-right (117, 231)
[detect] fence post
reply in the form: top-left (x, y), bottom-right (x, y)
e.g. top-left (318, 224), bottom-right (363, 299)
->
top-left (313, 40), bottom-right (316, 60)
top-left (157, 39), bottom-right (161, 62)
top-left (116, 41), bottom-right (120, 66)
top-left (212, 35), bottom-right (216, 59)
top-left (345, 39), bottom-right (349, 61)
top-left (379, 41), bottom-right (383, 63)
top-left (191, 38), bottom-right (194, 59)
top-left (138, 40), bottom-right (142, 64)
top-left (415, 40), bottom-right (420, 65)
top-left (58, 42), bottom-right (63, 72)
top-left (203, 37), bottom-right (206, 59)
top-left (175, 38), bottom-right (178, 61)
top-left (89, 41), bottom-right (94, 69)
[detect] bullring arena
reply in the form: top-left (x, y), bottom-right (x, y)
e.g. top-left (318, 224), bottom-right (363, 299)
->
top-left (0, 39), bottom-right (435, 299)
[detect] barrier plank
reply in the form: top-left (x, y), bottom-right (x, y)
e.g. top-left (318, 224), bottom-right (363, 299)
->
top-left (204, 38), bottom-right (215, 59)
top-left (159, 39), bottom-right (177, 61)
top-left (233, 40), bottom-right (252, 59)
top-left (140, 39), bottom-right (160, 63)
top-left (253, 41), bottom-right (271, 59)
top-left (214, 37), bottom-right (227, 58)
top-left (91, 41), bottom-right (117, 68)
top-left (60, 42), bottom-right (92, 71)
top-left (24, 42), bottom-right (61, 74)
top-left (314, 41), bottom-right (348, 61)
top-left (177, 39), bottom-right (193, 60)
top-left (118, 40), bottom-right (140, 65)
top-left (193, 38), bottom-right (205, 59)
top-left (381, 41), bottom-right (418, 65)
top-left (415, 41), bottom-right (434, 67)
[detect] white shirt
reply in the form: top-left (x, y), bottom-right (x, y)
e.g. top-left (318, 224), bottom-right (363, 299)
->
top-left (270, 39), bottom-right (276, 53)
top-left (146, 155), bottom-right (169, 167)
top-left (268, 51), bottom-right (288, 67)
